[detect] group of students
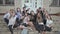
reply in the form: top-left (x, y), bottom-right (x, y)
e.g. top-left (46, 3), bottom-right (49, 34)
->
top-left (3, 7), bottom-right (53, 34)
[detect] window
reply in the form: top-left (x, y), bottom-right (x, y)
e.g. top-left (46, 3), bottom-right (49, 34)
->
top-left (50, 0), bottom-right (60, 7)
top-left (5, 0), bottom-right (14, 5)
top-left (0, 0), bottom-right (14, 6)
top-left (0, 0), bottom-right (3, 4)
top-left (35, 2), bottom-right (37, 8)
top-left (59, 0), bottom-right (60, 6)
top-left (25, 0), bottom-right (29, 3)
top-left (35, 0), bottom-right (37, 8)
top-left (35, 0), bottom-right (37, 1)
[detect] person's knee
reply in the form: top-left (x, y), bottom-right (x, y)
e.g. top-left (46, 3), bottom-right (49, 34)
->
top-left (28, 22), bottom-right (33, 26)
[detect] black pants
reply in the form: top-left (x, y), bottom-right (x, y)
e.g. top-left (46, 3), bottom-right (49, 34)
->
top-left (4, 18), bottom-right (13, 34)
top-left (43, 19), bottom-right (46, 25)
top-left (4, 18), bottom-right (9, 25)
top-left (32, 22), bottom-right (45, 33)
top-left (13, 18), bottom-right (22, 28)
top-left (22, 23), bottom-right (29, 27)
top-left (8, 25), bottom-right (13, 34)
top-left (44, 26), bottom-right (52, 32)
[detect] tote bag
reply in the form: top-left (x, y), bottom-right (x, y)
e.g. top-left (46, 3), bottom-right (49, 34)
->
top-left (46, 19), bottom-right (53, 27)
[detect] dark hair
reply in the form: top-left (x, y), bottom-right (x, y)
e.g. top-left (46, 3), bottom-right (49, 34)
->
top-left (30, 10), bottom-right (34, 13)
top-left (36, 9), bottom-right (40, 13)
top-left (17, 8), bottom-right (21, 11)
top-left (39, 7), bottom-right (41, 9)
top-left (23, 7), bottom-right (26, 9)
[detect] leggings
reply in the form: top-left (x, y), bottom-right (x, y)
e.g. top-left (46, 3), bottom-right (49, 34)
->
top-left (8, 25), bottom-right (13, 34)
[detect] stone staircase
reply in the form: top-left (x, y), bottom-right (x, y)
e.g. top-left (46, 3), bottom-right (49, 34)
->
top-left (0, 15), bottom-right (60, 34)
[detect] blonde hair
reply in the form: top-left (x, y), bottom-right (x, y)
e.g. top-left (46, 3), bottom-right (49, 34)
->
top-left (9, 9), bottom-right (15, 19)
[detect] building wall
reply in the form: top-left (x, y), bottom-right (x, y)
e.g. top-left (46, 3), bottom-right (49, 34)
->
top-left (0, 6), bottom-right (14, 13)
top-left (0, 0), bottom-right (60, 14)
top-left (43, 0), bottom-right (60, 14)
top-left (0, 0), bottom-right (42, 13)
top-left (0, 0), bottom-right (21, 13)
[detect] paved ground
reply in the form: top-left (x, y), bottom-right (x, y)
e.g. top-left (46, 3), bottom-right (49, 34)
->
top-left (0, 15), bottom-right (60, 34)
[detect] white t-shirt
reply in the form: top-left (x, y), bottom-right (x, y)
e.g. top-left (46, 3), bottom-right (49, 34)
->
top-left (39, 22), bottom-right (44, 25)
top-left (8, 15), bottom-right (17, 26)
top-left (3, 13), bottom-right (10, 19)
top-left (23, 16), bottom-right (29, 24)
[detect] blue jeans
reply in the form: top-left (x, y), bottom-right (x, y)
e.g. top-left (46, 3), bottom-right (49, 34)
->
top-left (21, 28), bottom-right (28, 34)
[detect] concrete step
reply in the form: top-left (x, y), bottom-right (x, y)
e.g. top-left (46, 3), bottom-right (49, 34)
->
top-left (0, 31), bottom-right (60, 34)
top-left (0, 15), bottom-right (60, 34)
top-left (0, 31), bottom-right (21, 34)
